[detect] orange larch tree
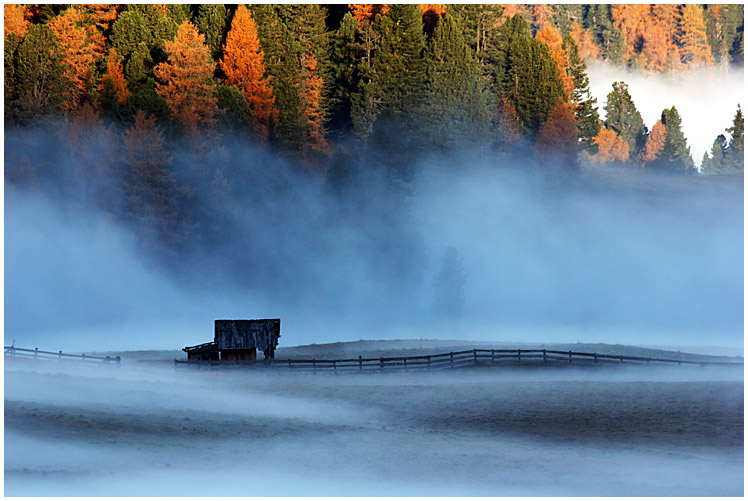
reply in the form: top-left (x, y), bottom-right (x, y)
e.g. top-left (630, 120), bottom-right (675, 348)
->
top-left (300, 52), bottom-right (328, 156)
top-left (569, 21), bottom-right (600, 61)
top-left (100, 47), bottom-right (128, 105)
top-left (591, 127), bottom-right (630, 164)
top-left (611, 4), bottom-right (648, 65)
top-left (530, 4), bottom-right (554, 31)
top-left (84, 4), bottom-right (121, 54)
top-left (535, 101), bottom-right (580, 167)
top-left (154, 20), bottom-right (218, 136)
top-left (349, 4), bottom-right (389, 27)
top-left (48, 6), bottom-right (102, 113)
top-left (645, 4), bottom-right (682, 71)
top-left (220, 5), bottom-right (276, 141)
top-left (642, 119), bottom-right (666, 164)
top-left (4, 4), bottom-right (30, 38)
top-left (678, 4), bottom-right (713, 67)
top-left (536, 25), bottom-right (574, 101)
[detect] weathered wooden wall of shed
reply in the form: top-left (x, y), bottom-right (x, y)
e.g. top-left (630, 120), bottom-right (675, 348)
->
top-left (214, 319), bottom-right (280, 351)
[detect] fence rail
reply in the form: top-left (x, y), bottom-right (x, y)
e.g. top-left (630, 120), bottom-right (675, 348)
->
top-left (4, 346), bottom-right (120, 365)
top-left (174, 348), bottom-right (743, 372)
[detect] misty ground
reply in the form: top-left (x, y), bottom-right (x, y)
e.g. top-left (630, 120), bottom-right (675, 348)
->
top-left (4, 341), bottom-right (743, 496)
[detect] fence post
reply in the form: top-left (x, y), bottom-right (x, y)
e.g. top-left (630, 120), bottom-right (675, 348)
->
top-left (359, 355), bottom-right (362, 370)
top-left (427, 355), bottom-right (431, 370)
top-left (59, 350), bottom-right (62, 360)
top-left (518, 349), bottom-right (521, 363)
top-left (34, 348), bottom-right (38, 359)
top-left (491, 349), bottom-right (495, 364)
top-left (594, 353), bottom-right (598, 364)
top-left (403, 357), bottom-right (407, 369)
top-left (116, 356), bottom-right (121, 365)
top-left (380, 357), bottom-right (384, 369)
top-left (474, 349), bottom-right (478, 365)
top-left (333, 360), bottom-right (337, 372)
top-left (82, 353), bottom-right (86, 363)
top-left (312, 359), bottom-right (316, 374)
top-left (543, 349), bottom-right (547, 363)
top-left (568, 351), bottom-right (572, 362)
top-left (450, 352), bottom-right (453, 367)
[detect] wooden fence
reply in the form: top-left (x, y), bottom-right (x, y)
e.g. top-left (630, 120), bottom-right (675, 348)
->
top-left (174, 348), bottom-right (743, 372)
top-left (4, 346), bottom-right (120, 365)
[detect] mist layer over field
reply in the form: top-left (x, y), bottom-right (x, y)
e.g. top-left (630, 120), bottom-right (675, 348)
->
top-left (4, 359), bottom-right (743, 496)
top-left (4, 63), bottom-right (744, 352)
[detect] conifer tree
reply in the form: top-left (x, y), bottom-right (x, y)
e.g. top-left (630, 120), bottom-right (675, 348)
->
top-left (49, 6), bottom-right (103, 114)
top-left (702, 134), bottom-right (727, 173)
top-left (642, 119), bottom-right (666, 165)
top-left (154, 20), bottom-right (218, 137)
top-left (535, 100), bottom-right (580, 168)
top-left (121, 110), bottom-right (188, 255)
top-left (492, 96), bottom-right (522, 154)
top-left (221, 5), bottom-right (276, 141)
top-left (563, 33), bottom-right (600, 149)
top-left (585, 4), bottom-right (624, 64)
top-left (215, 84), bottom-right (257, 141)
top-left (4, 4), bottom-right (30, 38)
top-left (495, 14), bottom-right (565, 136)
top-left (4, 33), bottom-right (22, 122)
top-left (603, 81), bottom-right (647, 162)
top-left (678, 4), bottom-right (713, 67)
top-left (569, 21), bottom-right (600, 61)
top-left (423, 12), bottom-right (490, 150)
top-left (110, 5), bottom-right (178, 60)
top-left (196, 4), bottom-right (230, 61)
top-left (590, 127), bottom-right (630, 164)
top-left (352, 4), bottom-right (427, 140)
top-left (656, 106), bottom-right (694, 172)
top-left (13, 23), bottom-right (69, 122)
top-left (535, 25), bottom-right (573, 101)
top-left (98, 47), bottom-right (128, 120)
top-left (724, 105), bottom-right (744, 170)
top-left (326, 12), bottom-right (362, 139)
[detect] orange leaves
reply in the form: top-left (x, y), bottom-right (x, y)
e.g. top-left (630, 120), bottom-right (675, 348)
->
top-left (569, 21), bottom-right (600, 61)
top-left (536, 24), bottom-right (574, 101)
top-left (220, 5), bottom-right (276, 141)
top-left (4, 4), bottom-right (30, 38)
top-left (101, 47), bottom-right (128, 105)
top-left (349, 4), bottom-right (389, 27)
top-left (678, 4), bottom-right (713, 66)
top-left (642, 119), bottom-right (666, 164)
top-left (301, 53), bottom-right (327, 154)
top-left (154, 20), bottom-right (218, 135)
top-left (48, 6), bottom-right (102, 113)
top-left (591, 128), bottom-right (630, 164)
top-left (419, 4), bottom-right (446, 16)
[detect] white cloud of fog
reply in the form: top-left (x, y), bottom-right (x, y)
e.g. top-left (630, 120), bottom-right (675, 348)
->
top-left (587, 63), bottom-right (745, 162)
top-left (4, 63), bottom-right (744, 352)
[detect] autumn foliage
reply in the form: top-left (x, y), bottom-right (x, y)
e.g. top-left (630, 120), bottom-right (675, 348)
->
top-left (536, 25), bottom-right (574, 100)
top-left (301, 53), bottom-right (328, 155)
top-left (4, 4), bottom-right (30, 38)
top-left (100, 48), bottom-right (128, 105)
top-left (48, 6), bottom-right (103, 113)
top-left (591, 127), bottom-right (630, 164)
top-left (349, 4), bottom-right (389, 26)
top-left (220, 5), bottom-right (276, 141)
top-left (642, 119), bottom-right (666, 164)
top-left (154, 20), bottom-right (218, 135)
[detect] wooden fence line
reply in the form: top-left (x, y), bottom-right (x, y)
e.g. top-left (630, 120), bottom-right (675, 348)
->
top-left (4, 346), bottom-right (120, 365)
top-left (174, 348), bottom-right (743, 372)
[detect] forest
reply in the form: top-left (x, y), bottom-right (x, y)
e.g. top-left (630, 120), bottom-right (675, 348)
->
top-left (4, 4), bottom-right (745, 270)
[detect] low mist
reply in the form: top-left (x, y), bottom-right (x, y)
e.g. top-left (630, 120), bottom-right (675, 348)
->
top-left (4, 63), bottom-right (744, 353)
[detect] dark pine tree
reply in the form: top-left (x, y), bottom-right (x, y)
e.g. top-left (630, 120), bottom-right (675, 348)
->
top-left (603, 81), bottom-right (647, 162)
top-left (563, 33), bottom-right (600, 151)
top-left (655, 106), bottom-right (694, 173)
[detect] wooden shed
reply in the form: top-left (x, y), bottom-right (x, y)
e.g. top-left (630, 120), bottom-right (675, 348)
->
top-left (183, 319), bottom-right (280, 361)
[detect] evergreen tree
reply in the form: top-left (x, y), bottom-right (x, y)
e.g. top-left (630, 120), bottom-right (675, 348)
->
top-left (4, 33), bottom-right (22, 123)
top-left (724, 105), bottom-right (744, 170)
top-left (167, 5), bottom-right (192, 27)
top-left (215, 83), bottom-right (257, 141)
top-left (495, 14), bottom-right (565, 136)
top-left (719, 4), bottom-right (744, 65)
top-left (195, 4), bottom-right (230, 61)
top-left (423, 12), bottom-right (490, 151)
top-left (603, 81), bottom-right (647, 162)
top-left (110, 5), bottom-right (177, 61)
top-left (4, 4), bottom-right (30, 38)
top-left (97, 47), bottom-right (128, 121)
top-left (655, 106), bottom-right (694, 173)
top-left (352, 4), bottom-right (427, 141)
top-left (702, 134), bottom-right (728, 173)
top-left (678, 4), bottom-right (713, 66)
top-left (584, 4), bottom-right (624, 64)
top-left (563, 33), bottom-right (600, 150)
top-left (13, 23), bottom-right (69, 123)
top-left (326, 12), bottom-right (362, 140)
